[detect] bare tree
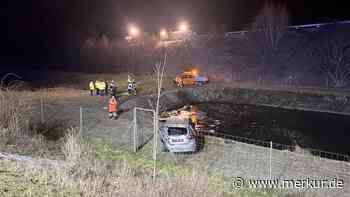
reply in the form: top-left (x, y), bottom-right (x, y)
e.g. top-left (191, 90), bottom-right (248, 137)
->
top-left (249, 2), bottom-right (290, 84)
top-left (314, 36), bottom-right (350, 87)
top-left (152, 51), bottom-right (167, 183)
top-left (252, 3), bottom-right (290, 52)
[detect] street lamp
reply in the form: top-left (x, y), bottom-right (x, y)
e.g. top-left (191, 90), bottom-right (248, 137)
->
top-left (160, 29), bottom-right (167, 40)
top-left (129, 25), bottom-right (140, 38)
top-left (178, 22), bottom-right (189, 32)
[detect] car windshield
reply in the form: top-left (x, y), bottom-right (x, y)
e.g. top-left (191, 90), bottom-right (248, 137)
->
top-left (183, 75), bottom-right (193, 78)
top-left (167, 127), bottom-right (188, 136)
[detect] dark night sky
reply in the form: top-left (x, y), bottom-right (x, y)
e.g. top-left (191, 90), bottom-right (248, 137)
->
top-left (1, 0), bottom-right (349, 68)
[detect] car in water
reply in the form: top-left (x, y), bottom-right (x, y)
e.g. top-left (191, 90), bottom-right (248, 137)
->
top-left (159, 116), bottom-right (197, 153)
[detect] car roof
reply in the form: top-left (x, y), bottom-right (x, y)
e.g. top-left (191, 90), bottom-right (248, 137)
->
top-left (161, 115), bottom-right (190, 128)
top-left (180, 71), bottom-right (193, 75)
top-left (163, 123), bottom-right (188, 128)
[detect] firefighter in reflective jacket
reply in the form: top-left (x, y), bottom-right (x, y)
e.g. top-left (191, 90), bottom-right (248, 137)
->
top-left (108, 95), bottom-right (118, 119)
top-left (95, 80), bottom-right (106, 96)
top-left (127, 74), bottom-right (134, 84)
top-left (89, 81), bottom-right (95, 96)
top-left (127, 75), bottom-right (136, 95)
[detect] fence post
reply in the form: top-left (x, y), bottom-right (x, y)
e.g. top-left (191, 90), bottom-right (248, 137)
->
top-left (133, 107), bottom-right (137, 153)
top-left (40, 96), bottom-right (44, 124)
top-left (140, 127), bottom-right (144, 146)
top-left (79, 106), bottom-right (83, 134)
top-left (129, 122), bottom-right (132, 148)
top-left (269, 141), bottom-right (272, 179)
top-left (236, 150), bottom-right (240, 170)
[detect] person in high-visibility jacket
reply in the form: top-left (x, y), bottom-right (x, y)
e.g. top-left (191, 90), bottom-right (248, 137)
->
top-left (108, 95), bottom-right (118, 119)
top-left (95, 80), bottom-right (106, 96)
top-left (95, 80), bottom-right (100, 95)
top-left (127, 74), bottom-right (134, 83)
top-left (89, 81), bottom-right (95, 96)
top-left (109, 80), bottom-right (117, 97)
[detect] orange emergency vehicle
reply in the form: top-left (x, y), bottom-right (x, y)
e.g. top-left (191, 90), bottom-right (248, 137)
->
top-left (174, 69), bottom-right (208, 87)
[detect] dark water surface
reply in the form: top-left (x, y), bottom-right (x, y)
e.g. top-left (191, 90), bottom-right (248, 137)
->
top-left (182, 103), bottom-right (350, 156)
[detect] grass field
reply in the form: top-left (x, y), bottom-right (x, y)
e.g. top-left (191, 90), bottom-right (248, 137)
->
top-left (0, 130), bottom-right (286, 197)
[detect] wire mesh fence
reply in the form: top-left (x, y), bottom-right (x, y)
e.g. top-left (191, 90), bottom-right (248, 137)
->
top-left (31, 95), bottom-right (84, 140)
top-left (31, 93), bottom-right (133, 147)
top-left (204, 132), bottom-right (350, 162)
top-left (152, 130), bottom-right (350, 194)
top-left (32, 95), bottom-right (350, 194)
top-left (132, 107), bottom-right (155, 152)
top-left (139, 114), bottom-right (350, 194)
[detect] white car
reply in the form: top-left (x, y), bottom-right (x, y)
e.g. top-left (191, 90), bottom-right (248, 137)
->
top-left (159, 116), bottom-right (197, 153)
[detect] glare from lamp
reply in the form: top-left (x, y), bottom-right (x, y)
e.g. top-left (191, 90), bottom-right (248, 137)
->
top-left (129, 26), bottom-right (139, 37)
top-left (192, 69), bottom-right (198, 76)
top-left (179, 22), bottom-right (189, 32)
top-left (160, 29), bottom-right (167, 39)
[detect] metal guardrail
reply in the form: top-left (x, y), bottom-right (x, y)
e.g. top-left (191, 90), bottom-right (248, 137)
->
top-left (224, 20), bottom-right (350, 38)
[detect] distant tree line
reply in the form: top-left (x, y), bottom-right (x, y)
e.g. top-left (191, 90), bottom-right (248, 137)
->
top-left (77, 2), bottom-right (350, 88)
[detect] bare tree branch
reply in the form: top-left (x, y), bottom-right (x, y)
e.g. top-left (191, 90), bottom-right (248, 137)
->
top-left (314, 35), bottom-right (350, 87)
top-left (252, 3), bottom-right (290, 52)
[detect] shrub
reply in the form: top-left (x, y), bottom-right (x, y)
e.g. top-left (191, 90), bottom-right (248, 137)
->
top-left (0, 89), bottom-right (32, 144)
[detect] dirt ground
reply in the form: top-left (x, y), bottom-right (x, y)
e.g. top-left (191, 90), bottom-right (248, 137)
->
top-left (23, 88), bottom-right (134, 148)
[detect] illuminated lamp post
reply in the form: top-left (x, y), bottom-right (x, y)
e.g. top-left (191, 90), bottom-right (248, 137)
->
top-left (128, 25), bottom-right (140, 73)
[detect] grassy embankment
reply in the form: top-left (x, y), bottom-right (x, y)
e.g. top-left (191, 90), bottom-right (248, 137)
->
top-left (0, 86), bottom-right (287, 196)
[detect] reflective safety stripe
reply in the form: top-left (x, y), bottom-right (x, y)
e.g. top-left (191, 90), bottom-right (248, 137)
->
top-left (95, 81), bottom-right (106, 90)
